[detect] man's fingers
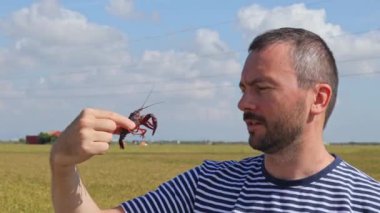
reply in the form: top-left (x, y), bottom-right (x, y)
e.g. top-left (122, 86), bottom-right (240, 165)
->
top-left (89, 142), bottom-right (110, 155)
top-left (83, 108), bottom-right (136, 130)
top-left (93, 119), bottom-right (117, 132)
top-left (51, 108), bottom-right (131, 167)
top-left (93, 131), bottom-right (113, 143)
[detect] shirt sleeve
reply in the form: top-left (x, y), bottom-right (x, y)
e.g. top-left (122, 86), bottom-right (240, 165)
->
top-left (120, 165), bottom-right (201, 213)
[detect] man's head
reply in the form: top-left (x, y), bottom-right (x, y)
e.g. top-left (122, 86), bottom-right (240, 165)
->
top-left (238, 27), bottom-right (338, 154)
top-left (248, 27), bottom-right (338, 126)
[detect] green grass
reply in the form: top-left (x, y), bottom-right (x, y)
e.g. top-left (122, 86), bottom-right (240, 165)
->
top-left (0, 143), bottom-right (379, 212)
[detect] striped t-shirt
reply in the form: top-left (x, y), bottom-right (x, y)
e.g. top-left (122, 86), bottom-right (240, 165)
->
top-left (121, 155), bottom-right (380, 212)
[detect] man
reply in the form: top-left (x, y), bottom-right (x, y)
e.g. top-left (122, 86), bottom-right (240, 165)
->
top-left (50, 28), bottom-right (380, 212)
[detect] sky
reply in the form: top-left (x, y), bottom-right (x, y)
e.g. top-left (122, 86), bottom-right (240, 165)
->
top-left (0, 0), bottom-right (379, 143)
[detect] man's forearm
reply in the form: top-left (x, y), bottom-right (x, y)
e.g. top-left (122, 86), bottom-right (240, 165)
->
top-left (51, 164), bottom-right (101, 213)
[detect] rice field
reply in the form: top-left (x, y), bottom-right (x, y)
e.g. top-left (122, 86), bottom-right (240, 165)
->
top-left (0, 143), bottom-right (379, 212)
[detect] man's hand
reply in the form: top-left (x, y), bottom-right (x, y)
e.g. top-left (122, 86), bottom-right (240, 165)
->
top-left (50, 108), bottom-right (136, 168)
top-left (50, 108), bottom-right (133, 213)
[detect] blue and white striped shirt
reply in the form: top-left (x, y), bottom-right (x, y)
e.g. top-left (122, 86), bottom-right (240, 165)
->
top-left (121, 155), bottom-right (380, 212)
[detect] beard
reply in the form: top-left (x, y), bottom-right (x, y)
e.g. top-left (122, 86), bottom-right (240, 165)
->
top-left (244, 99), bottom-right (306, 154)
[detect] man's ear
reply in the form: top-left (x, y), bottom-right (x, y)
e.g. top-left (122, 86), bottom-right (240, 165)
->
top-left (310, 83), bottom-right (332, 115)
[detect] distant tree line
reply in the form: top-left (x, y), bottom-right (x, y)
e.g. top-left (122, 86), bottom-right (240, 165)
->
top-left (38, 132), bottom-right (59, 144)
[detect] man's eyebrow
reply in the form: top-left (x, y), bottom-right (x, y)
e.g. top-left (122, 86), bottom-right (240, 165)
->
top-left (240, 77), bottom-right (277, 87)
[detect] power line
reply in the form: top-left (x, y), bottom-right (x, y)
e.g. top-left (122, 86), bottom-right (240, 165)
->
top-left (0, 73), bottom-right (239, 92)
top-left (3, 65), bottom-right (380, 95)
top-left (1, 70), bottom-right (379, 100)
top-left (338, 56), bottom-right (380, 63)
top-left (128, 19), bottom-right (235, 44)
top-left (0, 84), bottom-right (236, 99)
top-left (0, 49), bottom-right (242, 80)
top-left (340, 70), bottom-right (380, 77)
top-left (2, 48), bottom-right (379, 81)
top-left (47, 51), bottom-right (380, 76)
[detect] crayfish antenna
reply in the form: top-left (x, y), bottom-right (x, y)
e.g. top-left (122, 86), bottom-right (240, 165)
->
top-left (141, 101), bottom-right (165, 111)
top-left (139, 86), bottom-right (155, 109)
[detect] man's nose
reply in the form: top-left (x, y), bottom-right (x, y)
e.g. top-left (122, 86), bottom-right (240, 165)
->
top-left (238, 93), bottom-right (257, 112)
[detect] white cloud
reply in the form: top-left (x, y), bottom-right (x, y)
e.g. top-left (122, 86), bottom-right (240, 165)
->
top-left (236, 3), bottom-right (380, 75)
top-left (0, 0), bottom-right (132, 94)
top-left (106, 0), bottom-right (134, 19)
top-left (138, 47), bottom-right (239, 101)
top-left (134, 29), bottom-right (240, 103)
top-left (140, 50), bottom-right (199, 76)
top-left (195, 29), bottom-right (229, 55)
top-left (106, 0), bottom-right (160, 21)
top-left (333, 32), bottom-right (380, 74)
top-left (2, 0), bottom-right (124, 46)
top-left (237, 3), bottom-right (343, 39)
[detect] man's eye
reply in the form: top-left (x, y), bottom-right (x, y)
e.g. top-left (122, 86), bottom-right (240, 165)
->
top-left (257, 86), bottom-right (270, 91)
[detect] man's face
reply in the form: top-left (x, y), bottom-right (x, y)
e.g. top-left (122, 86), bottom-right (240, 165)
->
top-left (238, 43), bottom-right (309, 154)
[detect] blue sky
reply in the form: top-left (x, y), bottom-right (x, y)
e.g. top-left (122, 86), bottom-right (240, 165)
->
top-left (0, 0), bottom-right (379, 142)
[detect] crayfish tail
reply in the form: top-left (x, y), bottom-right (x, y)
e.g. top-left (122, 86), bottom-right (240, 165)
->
top-left (118, 129), bottom-right (129, 149)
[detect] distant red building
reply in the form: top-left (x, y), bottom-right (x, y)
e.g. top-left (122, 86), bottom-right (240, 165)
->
top-left (49, 130), bottom-right (61, 137)
top-left (26, 135), bottom-right (39, 144)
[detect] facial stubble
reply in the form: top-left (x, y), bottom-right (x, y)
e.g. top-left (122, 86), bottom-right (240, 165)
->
top-left (248, 98), bottom-right (306, 154)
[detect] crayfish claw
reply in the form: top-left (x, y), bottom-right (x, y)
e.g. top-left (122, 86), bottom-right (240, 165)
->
top-left (151, 116), bottom-right (157, 135)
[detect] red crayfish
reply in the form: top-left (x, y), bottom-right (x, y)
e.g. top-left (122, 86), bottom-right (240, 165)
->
top-left (118, 99), bottom-right (161, 149)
